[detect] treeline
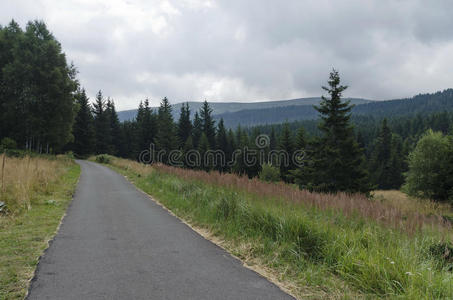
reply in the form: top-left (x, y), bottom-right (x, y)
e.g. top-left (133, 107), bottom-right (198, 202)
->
top-left (252, 111), bottom-right (453, 190)
top-left (214, 89), bottom-right (453, 127)
top-left (1, 20), bottom-right (452, 200)
top-left (0, 20), bottom-right (78, 152)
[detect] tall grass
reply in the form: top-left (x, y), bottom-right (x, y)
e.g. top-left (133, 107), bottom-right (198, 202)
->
top-left (106, 157), bottom-right (453, 298)
top-left (0, 154), bottom-right (72, 214)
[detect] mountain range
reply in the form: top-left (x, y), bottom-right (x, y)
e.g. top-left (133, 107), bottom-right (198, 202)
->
top-left (117, 89), bottom-right (453, 128)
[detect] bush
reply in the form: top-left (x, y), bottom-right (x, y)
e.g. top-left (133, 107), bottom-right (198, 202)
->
top-left (95, 154), bottom-right (112, 164)
top-left (404, 130), bottom-right (453, 202)
top-left (259, 163), bottom-right (281, 183)
top-left (0, 137), bottom-right (17, 152)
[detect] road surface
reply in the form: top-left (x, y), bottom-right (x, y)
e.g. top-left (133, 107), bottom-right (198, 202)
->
top-left (27, 160), bottom-right (293, 299)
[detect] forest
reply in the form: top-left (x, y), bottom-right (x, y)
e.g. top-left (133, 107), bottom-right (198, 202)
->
top-left (1, 20), bottom-right (453, 201)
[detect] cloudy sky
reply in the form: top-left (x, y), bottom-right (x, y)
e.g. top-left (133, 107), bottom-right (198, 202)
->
top-left (2, 0), bottom-right (453, 110)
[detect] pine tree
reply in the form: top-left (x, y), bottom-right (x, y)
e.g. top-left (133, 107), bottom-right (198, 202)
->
top-left (369, 119), bottom-right (393, 189)
top-left (136, 99), bottom-right (157, 152)
top-left (200, 100), bottom-right (216, 148)
top-left (279, 122), bottom-right (295, 182)
top-left (308, 69), bottom-right (370, 194)
top-left (192, 112), bottom-right (202, 149)
top-left (73, 89), bottom-right (95, 157)
top-left (216, 118), bottom-right (229, 172)
top-left (155, 97), bottom-right (176, 163)
top-left (177, 102), bottom-right (192, 148)
top-left (92, 90), bottom-right (112, 154)
top-left (106, 99), bottom-right (122, 155)
top-left (198, 133), bottom-right (210, 171)
top-left (295, 126), bottom-right (306, 150)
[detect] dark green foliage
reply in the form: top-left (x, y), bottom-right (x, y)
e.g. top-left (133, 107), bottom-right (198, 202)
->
top-left (136, 99), bottom-right (157, 153)
top-left (177, 102), bottom-right (192, 148)
top-left (305, 70), bottom-right (370, 194)
top-left (155, 97), bottom-right (177, 163)
top-left (0, 20), bottom-right (78, 153)
top-left (200, 100), bottom-right (216, 148)
top-left (192, 112), bottom-right (202, 149)
top-left (92, 91), bottom-right (112, 154)
top-left (72, 89), bottom-right (95, 157)
top-left (278, 122), bottom-right (295, 182)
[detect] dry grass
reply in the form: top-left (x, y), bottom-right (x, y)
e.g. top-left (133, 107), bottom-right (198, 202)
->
top-left (107, 157), bottom-right (452, 235)
top-left (373, 190), bottom-right (453, 216)
top-left (0, 154), bottom-right (72, 214)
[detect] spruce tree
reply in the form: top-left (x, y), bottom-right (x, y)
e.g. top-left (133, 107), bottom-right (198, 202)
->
top-left (309, 69), bottom-right (370, 194)
top-left (106, 99), bottom-right (122, 156)
top-left (192, 112), bottom-right (202, 149)
top-left (177, 102), bottom-right (192, 148)
top-left (73, 89), bottom-right (95, 157)
top-left (279, 122), bottom-right (295, 182)
top-left (92, 90), bottom-right (112, 154)
top-left (198, 133), bottom-right (210, 171)
top-left (155, 97), bottom-right (177, 163)
top-left (216, 118), bottom-right (229, 172)
top-left (200, 100), bottom-right (216, 148)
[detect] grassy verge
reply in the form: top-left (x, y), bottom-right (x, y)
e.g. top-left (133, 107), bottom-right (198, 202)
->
top-left (0, 155), bottom-right (80, 299)
top-left (98, 156), bottom-right (453, 299)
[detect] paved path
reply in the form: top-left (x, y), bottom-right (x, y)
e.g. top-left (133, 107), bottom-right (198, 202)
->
top-left (27, 160), bottom-right (293, 300)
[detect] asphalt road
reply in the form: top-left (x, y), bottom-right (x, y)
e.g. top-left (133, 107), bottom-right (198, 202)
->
top-left (27, 160), bottom-right (293, 300)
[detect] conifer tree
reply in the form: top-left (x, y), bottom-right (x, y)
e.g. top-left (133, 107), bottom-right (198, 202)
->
top-left (308, 69), bottom-right (370, 194)
top-left (106, 99), bottom-right (122, 155)
top-left (92, 90), bottom-right (112, 154)
top-left (279, 122), bottom-right (295, 182)
top-left (200, 100), bottom-right (216, 148)
top-left (177, 102), bottom-right (192, 148)
top-left (155, 97), bottom-right (176, 163)
top-left (192, 112), bottom-right (202, 149)
top-left (216, 118), bottom-right (229, 172)
top-left (198, 133), bottom-right (210, 171)
top-left (73, 89), bottom-right (95, 157)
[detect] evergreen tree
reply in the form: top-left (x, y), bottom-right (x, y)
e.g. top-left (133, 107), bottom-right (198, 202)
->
top-left (198, 133), bottom-right (210, 171)
top-left (155, 97), bottom-right (176, 163)
top-left (307, 69), bottom-right (370, 194)
top-left (106, 99), bottom-right (122, 155)
top-left (295, 126), bottom-right (306, 150)
top-left (216, 118), bottom-right (229, 172)
top-left (278, 122), bottom-right (295, 182)
top-left (177, 102), bottom-right (192, 148)
top-left (136, 99), bottom-right (157, 152)
top-left (200, 100), bottom-right (216, 148)
top-left (92, 90), bottom-right (112, 154)
top-left (73, 89), bottom-right (95, 157)
top-left (192, 112), bottom-right (202, 148)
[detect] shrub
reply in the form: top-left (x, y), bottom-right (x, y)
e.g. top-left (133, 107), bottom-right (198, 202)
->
top-left (0, 137), bottom-right (17, 152)
top-left (404, 130), bottom-right (453, 202)
top-left (259, 163), bottom-right (281, 183)
top-left (95, 154), bottom-right (112, 164)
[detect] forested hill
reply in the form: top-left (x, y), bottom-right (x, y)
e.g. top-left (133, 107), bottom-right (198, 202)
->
top-left (215, 89), bottom-right (453, 127)
top-left (117, 97), bottom-right (372, 122)
top-left (118, 89), bottom-right (453, 127)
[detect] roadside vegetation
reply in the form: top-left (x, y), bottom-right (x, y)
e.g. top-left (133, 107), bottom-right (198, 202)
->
top-left (98, 155), bottom-right (453, 299)
top-left (0, 154), bottom-right (80, 299)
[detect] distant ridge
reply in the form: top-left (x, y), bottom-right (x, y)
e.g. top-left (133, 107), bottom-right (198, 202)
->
top-left (117, 89), bottom-right (453, 128)
top-left (117, 97), bottom-right (372, 122)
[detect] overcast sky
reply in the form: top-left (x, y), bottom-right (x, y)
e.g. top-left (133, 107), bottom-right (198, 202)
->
top-left (2, 0), bottom-right (453, 110)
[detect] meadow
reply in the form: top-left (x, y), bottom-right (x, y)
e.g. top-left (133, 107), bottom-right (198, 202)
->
top-left (0, 154), bottom-right (80, 299)
top-left (102, 155), bottom-right (453, 299)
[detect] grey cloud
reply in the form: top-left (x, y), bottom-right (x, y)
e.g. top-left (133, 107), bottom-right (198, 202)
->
top-left (1, 0), bottom-right (453, 109)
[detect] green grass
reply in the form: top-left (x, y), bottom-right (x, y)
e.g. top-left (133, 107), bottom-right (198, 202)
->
top-left (105, 157), bottom-right (453, 299)
top-left (0, 160), bottom-right (80, 299)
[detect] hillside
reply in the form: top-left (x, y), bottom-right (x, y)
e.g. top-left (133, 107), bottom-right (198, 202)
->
top-left (118, 89), bottom-right (453, 127)
top-left (117, 97), bottom-right (372, 122)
